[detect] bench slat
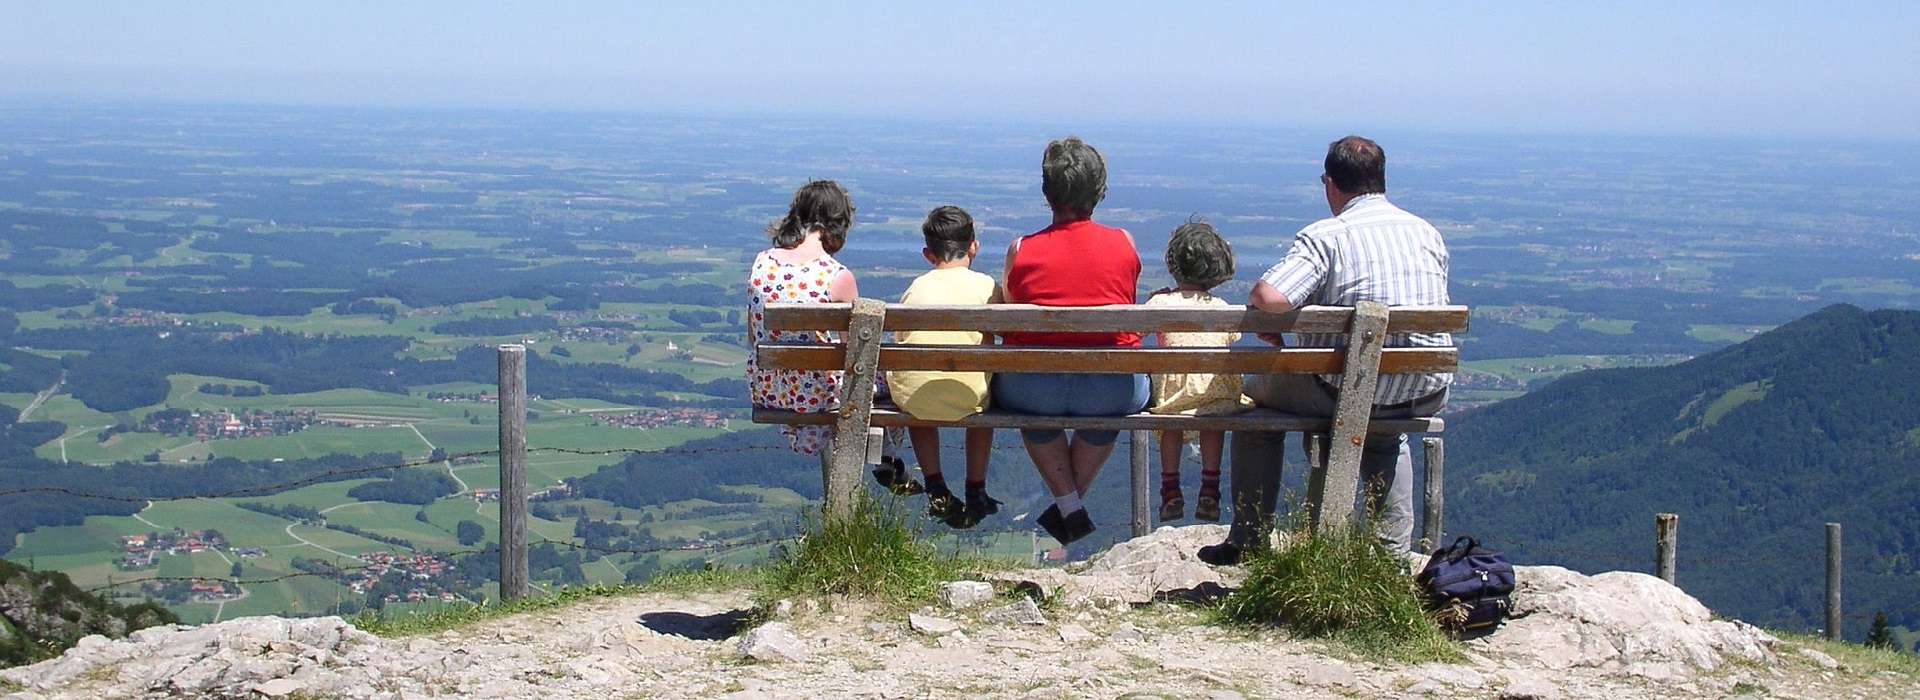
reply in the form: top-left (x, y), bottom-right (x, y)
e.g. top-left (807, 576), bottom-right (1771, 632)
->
top-left (753, 406), bottom-right (1444, 434)
top-left (757, 344), bottom-right (1458, 374)
top-left (763, 303), bottom-right (1469, 334)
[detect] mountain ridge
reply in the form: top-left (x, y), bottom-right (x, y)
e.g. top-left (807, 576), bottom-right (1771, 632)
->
top-left (1446, 303), bottom-right (1920, 639)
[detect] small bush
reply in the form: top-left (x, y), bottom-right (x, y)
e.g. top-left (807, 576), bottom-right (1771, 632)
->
top-left (757, 492), bottom-right (947, 605)
top-left (1216, 524), bottom-right (1458, 662)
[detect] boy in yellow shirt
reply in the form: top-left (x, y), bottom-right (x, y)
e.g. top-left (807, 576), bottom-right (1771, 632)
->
top-left (890, 206), bottom-right (1001, 528)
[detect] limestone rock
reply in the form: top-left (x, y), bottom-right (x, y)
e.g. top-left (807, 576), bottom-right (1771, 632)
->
top-left (983, 598), bottom-right (1047, 626)
top-left (1471, 566), bottom-right (1776, 676)
top-left (1501, 676), bottom-right (1564, 700)
top-left (909, 613), bottom-right (961, 635)
top-left (939, 581), bottom-right (996, 609)
top-left (735, 622), bottom-right (809, 663)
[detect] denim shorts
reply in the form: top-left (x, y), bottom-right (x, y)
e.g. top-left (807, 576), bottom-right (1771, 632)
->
top-left (992, 372), bottom-right (1150, 445)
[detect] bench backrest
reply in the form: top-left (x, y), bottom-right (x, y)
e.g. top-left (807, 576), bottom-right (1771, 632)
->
top-left (758, 302), bottom-right (1467, 376)
top-left (755, 298), bottom-right (1468, 534)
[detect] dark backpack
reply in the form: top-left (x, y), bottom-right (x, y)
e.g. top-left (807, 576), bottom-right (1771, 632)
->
top-left (1415, 536), bottom-right (1516, 637)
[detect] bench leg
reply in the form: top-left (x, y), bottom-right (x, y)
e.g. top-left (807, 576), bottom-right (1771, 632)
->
top-left (1302, 431), bottom-right (1329, 528)
top-left (1420, 436), bottom-right (1444, 553)
top-left (1129, 429), bottom-right (1150, 539)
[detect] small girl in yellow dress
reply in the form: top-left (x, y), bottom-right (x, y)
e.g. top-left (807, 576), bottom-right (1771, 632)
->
top-left (1145, 220), bottom-right (1251, 522)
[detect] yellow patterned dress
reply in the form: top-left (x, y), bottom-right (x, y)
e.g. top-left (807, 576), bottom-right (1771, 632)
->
top-left (1145, 290), bottom-right (1253, 430)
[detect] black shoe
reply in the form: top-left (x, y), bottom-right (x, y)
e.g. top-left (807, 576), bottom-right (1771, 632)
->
top-left (941, 490), bottom-right (1001, 530)
top-left (1196, 541), bottom-right (1244, 566)
top-left (1062, 508), bottom-right (1095, 543)
top-left (1036, 505), bottom-right (1069, 544)
top-left (926, 490), bottom-right (964, 523)
top-left (1037, 504), bottom-right (1095, 545)
top-left (870, 456), bottom-right (924, 496)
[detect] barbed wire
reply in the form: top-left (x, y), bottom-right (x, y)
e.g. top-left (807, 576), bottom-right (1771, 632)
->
top-left (12, 437), bottom-right (1919, 624)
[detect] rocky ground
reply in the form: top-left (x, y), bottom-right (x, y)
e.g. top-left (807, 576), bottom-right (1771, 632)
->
top-left (4, 526), bottom-right (1914, 699)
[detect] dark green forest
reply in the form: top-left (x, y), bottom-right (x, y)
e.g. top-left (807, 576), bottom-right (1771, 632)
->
top-left (1446, 304), bottom-right (1920, 639)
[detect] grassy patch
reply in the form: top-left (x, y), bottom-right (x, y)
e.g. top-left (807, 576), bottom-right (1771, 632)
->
top-left (1215, 525), bottom-right (1459, 663)
top-left (755, 493), bottom-right (985, 609)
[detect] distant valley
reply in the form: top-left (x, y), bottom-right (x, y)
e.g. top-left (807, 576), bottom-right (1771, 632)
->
top-left (0, 103), bottom-right (1916, 636)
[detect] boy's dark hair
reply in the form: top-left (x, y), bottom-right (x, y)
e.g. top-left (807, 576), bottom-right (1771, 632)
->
top-left (767, 180), bottom-right (855, 253)
top-left (921, 205), bottom-right (976, 262)
top-left (1165, 219), bottom-right (1235, 289)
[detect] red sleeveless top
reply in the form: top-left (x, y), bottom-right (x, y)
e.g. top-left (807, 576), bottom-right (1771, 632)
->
top-left (1002, 219), bottom-right (1142, 347)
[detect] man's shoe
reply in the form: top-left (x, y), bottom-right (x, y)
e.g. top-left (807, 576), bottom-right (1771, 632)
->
top-left (1158, 496), bottom-right (1184, 522)
top-left (1194, 495), bottom-right (1220, 522)
top-left (1196, 541), bottom-right (1244, 566)
top-left (926, 491), bottom-right (964, 523)
top-left (870, 456), bottom-right (924, 496)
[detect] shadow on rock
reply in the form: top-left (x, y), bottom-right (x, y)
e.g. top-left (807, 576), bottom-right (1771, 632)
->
top-left (1149, 581), bottom-right (1233, 606)
top-left (638, 608), bottom-right (755, 640)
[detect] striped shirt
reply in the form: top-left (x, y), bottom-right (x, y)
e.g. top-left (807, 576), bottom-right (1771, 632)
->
top-left (1260, 194), bottom-right (1452, 404)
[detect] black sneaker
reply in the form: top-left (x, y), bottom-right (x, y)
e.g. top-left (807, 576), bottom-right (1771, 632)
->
top-left (1062, 508), bottom-right (1095, 543)
top-left (870, 456), bottom-right (924, 496)
top-left (940, 490), bottom-right (1000, 529)
top-left (926, 490), bottom-right (964, 523)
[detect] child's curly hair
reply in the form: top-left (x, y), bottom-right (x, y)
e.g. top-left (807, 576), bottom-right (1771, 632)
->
top-left (1165, 219), bottom-right (1235, 289)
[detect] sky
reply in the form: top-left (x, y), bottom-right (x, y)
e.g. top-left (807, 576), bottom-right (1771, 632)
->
top-left (2, 1), bottom-right (1915, 139)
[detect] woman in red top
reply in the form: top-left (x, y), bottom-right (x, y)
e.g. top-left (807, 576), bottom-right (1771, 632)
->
top-left (996, 136), bottom-right (1149, 546)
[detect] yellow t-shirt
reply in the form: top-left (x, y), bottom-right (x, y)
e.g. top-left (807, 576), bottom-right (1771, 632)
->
top-left (889, 267), bottom-right (1000, 421)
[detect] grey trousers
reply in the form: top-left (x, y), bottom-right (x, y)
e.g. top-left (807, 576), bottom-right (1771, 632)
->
top-left (1226, 374), bottom-right (1446, 552)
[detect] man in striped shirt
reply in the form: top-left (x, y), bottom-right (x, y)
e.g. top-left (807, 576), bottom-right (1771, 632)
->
top-left (1199, 135), bottom-right (1452, 565)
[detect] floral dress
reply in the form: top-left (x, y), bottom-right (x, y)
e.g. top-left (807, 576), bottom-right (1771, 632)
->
top-left (747, 248), bottom-right (848, 455)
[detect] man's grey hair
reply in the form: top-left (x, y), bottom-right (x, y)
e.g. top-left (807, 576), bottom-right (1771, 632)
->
top-left (1041, 136), bottom-right (1107, 217)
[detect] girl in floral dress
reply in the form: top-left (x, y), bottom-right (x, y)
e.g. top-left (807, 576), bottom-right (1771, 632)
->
top-left (746, 180), bottom-right (861, 456)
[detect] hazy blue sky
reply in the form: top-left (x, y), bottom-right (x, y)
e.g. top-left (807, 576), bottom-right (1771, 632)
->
top-left (3, 1), bottom-right (1914, 139)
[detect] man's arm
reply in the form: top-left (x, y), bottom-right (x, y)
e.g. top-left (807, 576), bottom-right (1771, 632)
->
top-left (1248, 279), bottom-right (1295, 314)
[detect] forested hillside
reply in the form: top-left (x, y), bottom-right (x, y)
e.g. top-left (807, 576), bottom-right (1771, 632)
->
top-left (1446, 304), bottom-right (1920, 640)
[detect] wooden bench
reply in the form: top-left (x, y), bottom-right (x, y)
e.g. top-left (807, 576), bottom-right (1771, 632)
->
top-left (753, 298), bottom-right (1468, 545)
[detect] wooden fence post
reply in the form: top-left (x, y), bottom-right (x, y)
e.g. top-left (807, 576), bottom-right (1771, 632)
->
top-left (1655, 513), bottom-right (1678, 585)
top-left (1129, 430), bottom-right (1150, 538)
top-left (496, 344), bottom-right (528, 602)
top-left (1421, 436), bottom-right (1444, 552)
top-left (1826, 522), bottom-right (1842, 641)
top-left (1310, 301), bottom-right (1389, 534)
top-left (823, 299), bottom-right (885, 525)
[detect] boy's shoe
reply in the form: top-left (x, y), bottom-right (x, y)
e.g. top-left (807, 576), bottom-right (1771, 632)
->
top-left (926, 491), bottom-right (965, 523)
top-left (1194, 495), bottom-right (1220, 522)
top-left (870, 456), bottom-right (924, 496)
top-left (1158, 496), bottom-right (1185, 522)
top-left (939, 490), bottom-right (1001, 529)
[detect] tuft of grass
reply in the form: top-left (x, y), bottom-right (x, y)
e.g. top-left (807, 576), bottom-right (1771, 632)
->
top-left (756, 492), bottom-right (977, 608)
top-left (1214, 523), bottom-right (1459, 663)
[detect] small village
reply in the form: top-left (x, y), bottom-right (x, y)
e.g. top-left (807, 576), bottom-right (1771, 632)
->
top-left (595, 406), bottom-right (728, 430)
top-left (345, 551), bottom-right (462, 605)
top-left (115, 529), bottom-right (230, 571)
top-left (138, 408), bottom-right (318, 441)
